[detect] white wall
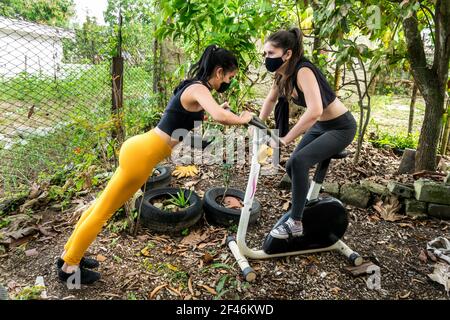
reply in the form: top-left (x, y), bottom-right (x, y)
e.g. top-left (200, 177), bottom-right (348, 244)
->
top-left (0, 30), bottom-right (64, 78)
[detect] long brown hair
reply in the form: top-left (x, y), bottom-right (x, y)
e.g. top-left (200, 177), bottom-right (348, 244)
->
top-left (266, 28), bottom-right (304, 98)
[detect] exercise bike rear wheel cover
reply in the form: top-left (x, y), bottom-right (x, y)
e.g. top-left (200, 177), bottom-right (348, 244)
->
top-left (263, 197), bottom-right (348, 254)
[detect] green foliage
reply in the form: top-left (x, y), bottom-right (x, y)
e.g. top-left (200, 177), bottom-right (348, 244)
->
top-left (155, 0), bottom-right (295, 110)
top-left (220, 163), bottom-right (233, 189)
top-left (127, 292), bottom-right (138, 300)
top-left (14, 285), bottom-right (45, 300)
top-left (168, 188), bottom-right (192, 208)
top-left (219, 162), bottom-right (233, 205)
top-left (0, 217), bottom-right (11, 229)
top-left (154, 262), bottom-right (189, 287)
top-left (227, 224), bottom-right (238, 234)
top-left (369, 130), bottom-right (419, 150)
top-left (214, 275), bottom-right (248, 300)
top-left (0, 0), bottom-right (75, 27)
top-left (63, 16), bottom-right (112, 64)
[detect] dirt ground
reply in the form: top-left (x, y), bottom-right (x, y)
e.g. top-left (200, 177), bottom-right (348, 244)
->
top-left (1, 140), bottom-right (449, 300)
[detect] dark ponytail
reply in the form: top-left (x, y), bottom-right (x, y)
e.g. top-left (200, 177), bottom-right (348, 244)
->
top-left (174, 44), bottom-right (239, 94)
top-left (266, 27), bottom-right (304, 98)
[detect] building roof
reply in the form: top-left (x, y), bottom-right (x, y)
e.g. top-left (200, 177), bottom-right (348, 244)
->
top-left (0, 16), bottom-right (75, 40)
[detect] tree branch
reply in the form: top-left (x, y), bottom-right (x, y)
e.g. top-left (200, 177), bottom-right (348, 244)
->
top-left (433, 0), bottom-right (450, 87)
top-left (402, 11), bottom-right (433, 97)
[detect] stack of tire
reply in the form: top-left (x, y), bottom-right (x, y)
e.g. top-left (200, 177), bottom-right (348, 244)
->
top-left (137, 165), bottom-right (261, 233)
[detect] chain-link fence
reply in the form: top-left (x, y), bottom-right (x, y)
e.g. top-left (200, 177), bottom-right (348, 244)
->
top-left (0, 16), bottom-right (161, 201)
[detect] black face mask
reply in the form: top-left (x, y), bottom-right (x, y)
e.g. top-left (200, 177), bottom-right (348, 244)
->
top-left (265, 55), bottom-right (285, 72)
top-left (217, 81), bottom-right (231, 93)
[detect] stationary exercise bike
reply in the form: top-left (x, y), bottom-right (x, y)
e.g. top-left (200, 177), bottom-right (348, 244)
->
top-left (227, 116), bottom-right (363, 282)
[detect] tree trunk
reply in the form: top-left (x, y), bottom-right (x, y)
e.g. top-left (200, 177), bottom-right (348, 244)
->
top-left (111, 56), bottom-right (124, 143)
top-left (152, 27), bottom-right (159, 95)
top-left (158, 41), bottom-right (166, 106)
top-left (334, 64), bottom-right (342, 93)
top-left (408, 80), bottom-right (418, 135)
top-left (311, 1), bottom-right (321, 65)
top-left (417, 90), bottom-right (445, 169)
top-left (402, 3), bottom-right (450, 171)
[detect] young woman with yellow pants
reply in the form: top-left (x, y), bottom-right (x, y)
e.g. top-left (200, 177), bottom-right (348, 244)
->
top-left (57, 45), bottom-right (253, 284)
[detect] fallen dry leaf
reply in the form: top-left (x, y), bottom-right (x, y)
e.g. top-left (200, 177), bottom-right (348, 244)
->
top-left (181, 232), bottom-right (202, 246)
top-left (418, 250), bottom-right (428, 263)
top-left (344, 261), bottom-right (378, 277)
top-left (372, 196), bottom-right (404, 222)
top-left (184, 180), bottom-right (200, 188)
top-left (188, 277), bottom-right (194, 296)
top-left (150, 284), bottom-right (167, 299)
top-left (329, 287), bottom-right (341, 294)
top-left (223, 196), bottom-right (243, 209)
top-left (137, 235), bottom-right (150, 242)
top-left (25, 248), bottom-right (39, 257)
top-left (399, 223), bottom-right (414, 228)
top-left (202, 252), bottom-right (214, 264)
top-left (399, 291), bottom-right (411, 299)
top-left (166, 263), bottom-right (179, 272)
top-left (199, 284), bottom-right (217, 295)
top-left (28, 183), bottom-right (42, 200)
top-left (167, 286), bottom-right (182, 297)
top-left (140, 247), bottom-right (152, 257)
top-left (96, 254), bottom-right (107, 262)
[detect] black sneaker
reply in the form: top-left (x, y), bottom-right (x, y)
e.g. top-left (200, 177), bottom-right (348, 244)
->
top-left (57, 257), bottom-right (99, 269)
top-left (58, 267), bottom-right (101, 285)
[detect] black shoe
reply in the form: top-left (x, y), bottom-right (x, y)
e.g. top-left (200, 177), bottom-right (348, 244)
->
top-left (57, 257), bottom-right (99, 269)
top-left (58, 266), bottom-right (101, 285)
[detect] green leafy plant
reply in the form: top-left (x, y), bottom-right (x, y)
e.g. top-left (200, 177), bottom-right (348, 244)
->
top-left (214, 274), bottom-right (248, 300)
top-left (167, 188), bottom-right (192, 209)
top-left (127, 292), bottom-right (138, 300)
top-left (220, 163), bottom-right (233, 206)
top-left (14, 285), bottom-right (45, 300)
top-left (369, 131), bottom-right (419, 150)
top-left (228, 224), bottom-right (238, 233)
top-left (0, 217), bottom-right (11, 229)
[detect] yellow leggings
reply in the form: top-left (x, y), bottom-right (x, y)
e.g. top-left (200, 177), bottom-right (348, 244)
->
top-left (63, 129), bottom-right (172, 265)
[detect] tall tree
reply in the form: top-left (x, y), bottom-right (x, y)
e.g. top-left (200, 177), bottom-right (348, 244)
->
top-left (401, 0), bottom-right (450, 170)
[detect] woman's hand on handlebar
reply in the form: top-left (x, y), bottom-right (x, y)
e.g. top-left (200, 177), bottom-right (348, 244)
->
top-left (269, 136), bottom-right (287, 149)
top-left (239, 111), bottom-right (253, 124)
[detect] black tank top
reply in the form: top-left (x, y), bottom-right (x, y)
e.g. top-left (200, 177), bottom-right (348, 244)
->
top-left (157, 81), bottom-right (205, 141)
top-left (291, 57), bottom-right (336, 109)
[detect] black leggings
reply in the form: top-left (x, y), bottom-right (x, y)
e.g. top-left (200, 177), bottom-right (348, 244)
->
top-left (286, 111), bottom-right (357, 220)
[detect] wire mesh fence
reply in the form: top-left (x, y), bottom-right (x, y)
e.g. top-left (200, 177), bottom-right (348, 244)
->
top-left (0, 16), bottom-right (160, 201)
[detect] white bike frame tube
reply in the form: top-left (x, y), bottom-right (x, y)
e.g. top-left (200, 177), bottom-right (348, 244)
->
top-left (235, 127), bottom-right (262, 257)
top-left (307, 181), bottom-right (322, 201)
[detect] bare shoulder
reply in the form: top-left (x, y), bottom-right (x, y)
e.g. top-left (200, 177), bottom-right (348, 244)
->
top-left (183, 82), bottom-right (210, 97)
top-left (297, 66), bottom-right (315, 79)
top-left (296, 66), bottom-right (318, 91)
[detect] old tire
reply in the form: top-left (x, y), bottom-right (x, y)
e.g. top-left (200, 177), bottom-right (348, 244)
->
top-left (140, 165), bottom-right (172, 192)
top-left (203, 187), bottom-right (261, 227)
top-left (136, 187), bottom-right (202, 233)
